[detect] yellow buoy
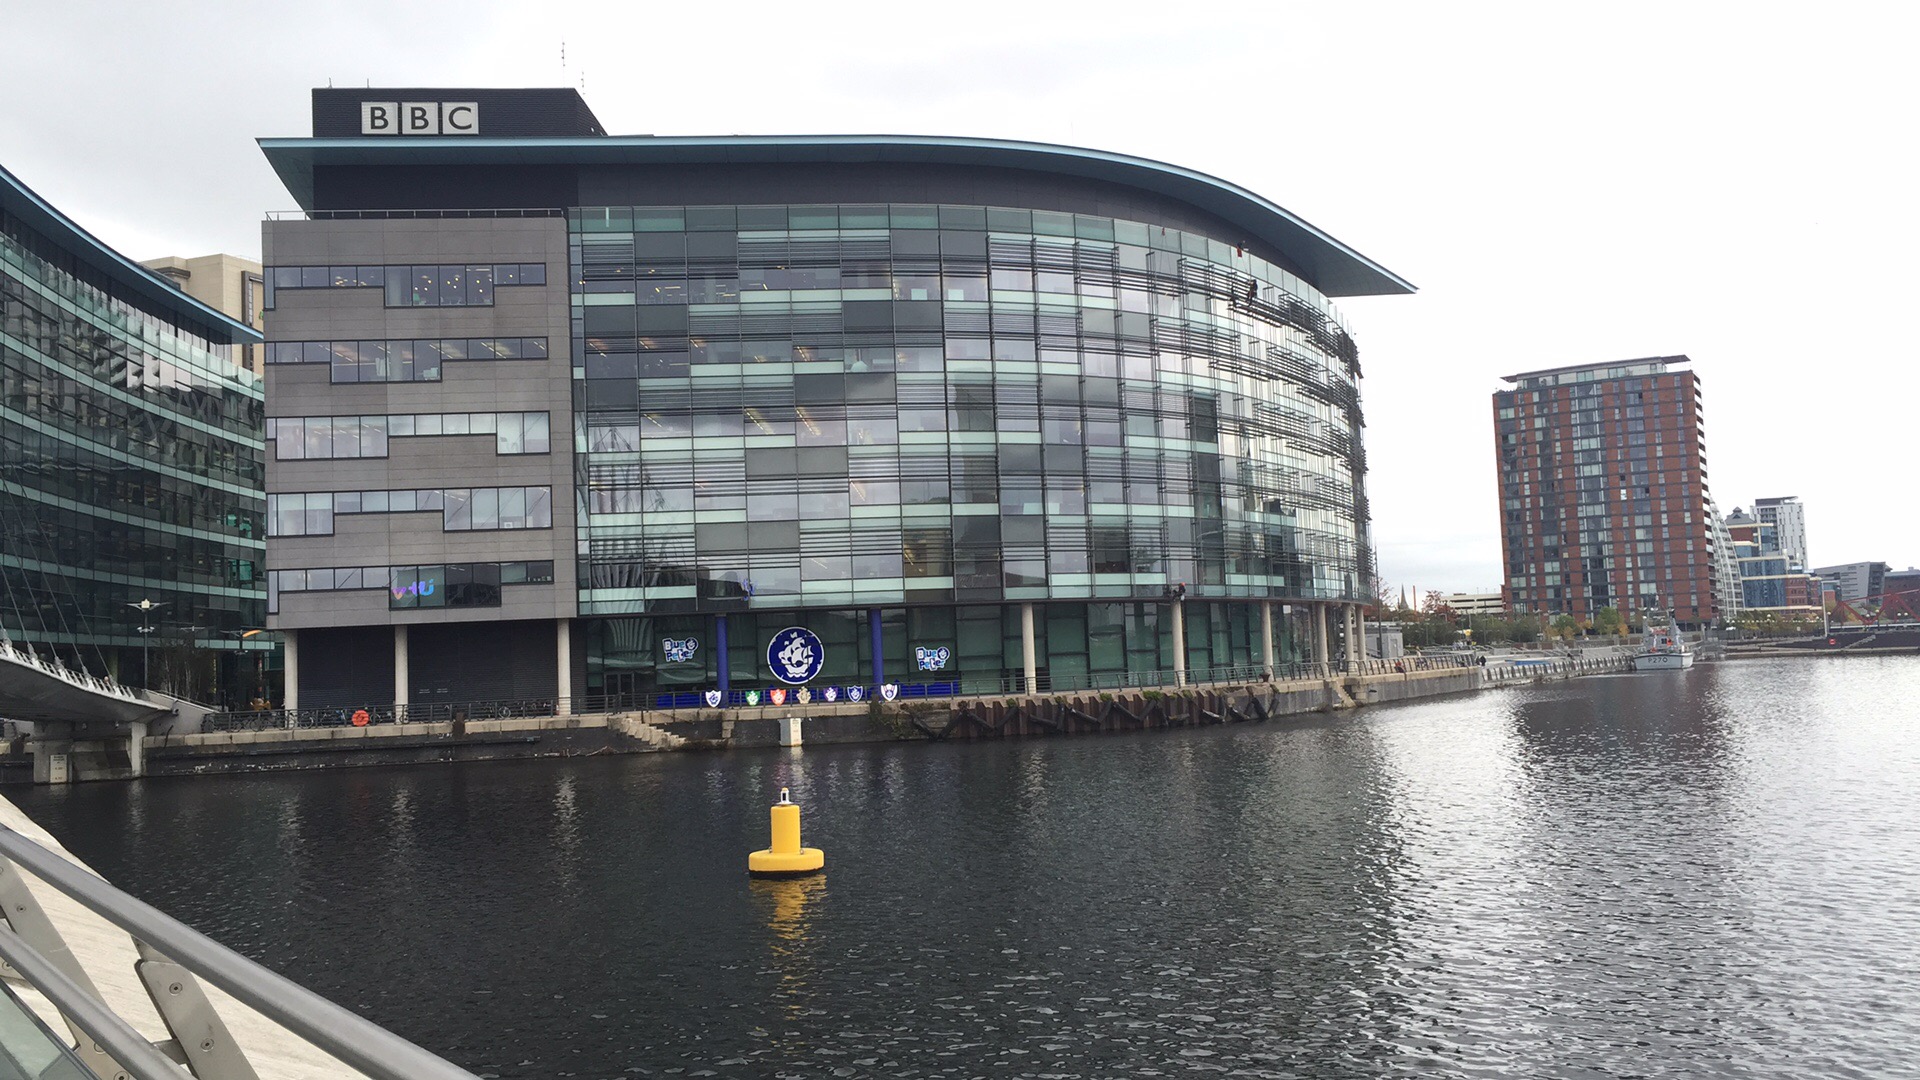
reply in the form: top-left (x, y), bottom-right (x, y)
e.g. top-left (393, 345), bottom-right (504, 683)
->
top-left (747, 787), bottom-right (825, 877)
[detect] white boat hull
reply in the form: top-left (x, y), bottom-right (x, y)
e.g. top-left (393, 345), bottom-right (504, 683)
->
top-left (1633, 650), bottom-right (1696, 671)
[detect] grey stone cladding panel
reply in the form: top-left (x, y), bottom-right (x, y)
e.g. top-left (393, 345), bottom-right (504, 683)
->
top-left (263, 215), bottom-right (575, 629)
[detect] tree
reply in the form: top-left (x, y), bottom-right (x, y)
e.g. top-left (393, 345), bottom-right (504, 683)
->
top-left (1550, 614), bottom-right (1579, 640)
top-left (1593, 607), bottom-right (1625, 636)
top-left (1509, 615), bottom-right (1543, 643)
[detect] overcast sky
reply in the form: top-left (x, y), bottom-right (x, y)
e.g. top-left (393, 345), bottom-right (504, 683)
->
top-left (7, 1), bottom-right (1915, 595)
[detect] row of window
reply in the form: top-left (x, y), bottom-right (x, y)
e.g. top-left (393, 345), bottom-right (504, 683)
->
top-left (267, 412), bottom-right (552, 459)
top-left (264, 338), bottom-right (550, 384)
top-left (267, 487), bottom-right (554, 537)
top-left (266, 561), bottom-right (556, 613)
top-left (265, 263), bottom-right (547, 308)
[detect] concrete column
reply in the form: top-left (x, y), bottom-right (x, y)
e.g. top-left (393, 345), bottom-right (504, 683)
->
top-left (1020, 602), bottom-right (1038, 695)
top-left (283, 629), bottom-right (299, 711)
top-left (1170, 598), bottom-right (1187, 686)
top-left (1313, 603), bottom-right (1329, 669)
top-left (127, 719), bottom-right (147, 779)
top-left (715, 614), bottom-right (730, 694)
top-left (393, 624), bottom-right (410, 715)
top-left (1356, 607), bottom-right (1369, 662)
top-left (1260, 600), bottom-right (1275, 680)
top-left (556, 618), bottom-right (573, 715)
top-left (30, 722), bottom-right (72, 785)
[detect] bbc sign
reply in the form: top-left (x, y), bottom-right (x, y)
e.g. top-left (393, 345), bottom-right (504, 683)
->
top-left (361, 101), bottom-right (479, 136)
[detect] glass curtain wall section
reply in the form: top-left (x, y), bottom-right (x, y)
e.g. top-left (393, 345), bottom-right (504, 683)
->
top-left (0, 206), bottom-right (265, 681)
top-left (570, 202), bottom-right (1368, 693)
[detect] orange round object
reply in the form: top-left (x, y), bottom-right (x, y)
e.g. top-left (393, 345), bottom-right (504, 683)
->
top-left (351, 709), bottom-right (370, 727)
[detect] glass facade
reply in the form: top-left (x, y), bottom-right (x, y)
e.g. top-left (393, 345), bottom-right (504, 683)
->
top-left (1, 189), bottom-right (265, 691)
top-left (569, 202), bottom-right (1369, 694)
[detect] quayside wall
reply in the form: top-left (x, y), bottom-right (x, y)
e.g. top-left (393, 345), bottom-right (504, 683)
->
top-left (0, 658), bottom-right (1627, 783)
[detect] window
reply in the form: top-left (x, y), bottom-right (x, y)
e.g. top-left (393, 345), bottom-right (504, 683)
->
top-left (264, 338), bottom-right (548, 382)
top-left (262, 263), bottom-right (547, 308)
top-left (269, 413), bottom-right (547, 458)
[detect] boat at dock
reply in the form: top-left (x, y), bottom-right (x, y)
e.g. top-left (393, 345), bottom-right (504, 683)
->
top-left (1633, 611), bottom-right (1696, 671)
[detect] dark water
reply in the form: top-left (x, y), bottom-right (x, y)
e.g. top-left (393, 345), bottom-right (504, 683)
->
top-left (13, 657), bottom-right (1920, 1079)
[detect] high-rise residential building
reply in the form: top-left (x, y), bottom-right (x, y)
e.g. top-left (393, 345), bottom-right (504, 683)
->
top-left (1754, 495), bottom-right (1809, 569)
top-left (257, 87), bottom-right (1411, 710)
top-left (1708, 504), bottom-right (1741, 619)
top-left (1809, 561), bottom-right (1888, 604)
top-left (1, 164), bottom-right (266, 698)
top-left (1492, 356), bottom-right (1723, 627)
top-left (141, 254), bottom-right (266, 376)
top-left (1726, 508), bottom-right (1822, 615)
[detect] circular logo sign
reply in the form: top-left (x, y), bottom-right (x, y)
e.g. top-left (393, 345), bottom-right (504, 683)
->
top-left (767, 626), bottom-right (825, 685)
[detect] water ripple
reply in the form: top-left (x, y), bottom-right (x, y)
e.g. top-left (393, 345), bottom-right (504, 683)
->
top-left (14, 657), bottom-right (1920, 1078)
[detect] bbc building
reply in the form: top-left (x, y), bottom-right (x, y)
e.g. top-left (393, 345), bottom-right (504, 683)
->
top-left (260, 89), bottom-right (1411, 713)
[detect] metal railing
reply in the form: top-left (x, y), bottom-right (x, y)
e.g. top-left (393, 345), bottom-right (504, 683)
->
top-left (1481, 654), bottom-right (1632, 681)
top-left (204, 698), bottom-right (556, 733)
top-left (0, 824), bottom-right (481, 1080)
top-left (0, 633), bottom-right (150, 707)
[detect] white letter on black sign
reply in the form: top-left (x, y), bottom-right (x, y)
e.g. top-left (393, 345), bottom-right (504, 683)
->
top-left (443, 102), bottom-right (479, 134)
top-left (400, 102), bottom-right (440, 135)
top-left (361, 102), bottom-right (397, 134)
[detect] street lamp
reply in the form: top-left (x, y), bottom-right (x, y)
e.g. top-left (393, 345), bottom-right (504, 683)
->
top-left (128, 599), bottom-right (164, 688)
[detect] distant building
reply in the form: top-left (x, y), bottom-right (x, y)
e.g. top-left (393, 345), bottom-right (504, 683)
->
top-left (1884, 568), bottom-right (1920, 621)
top-left (1492, 356), bottom-right (1724, 628)
top-left (1726, 508), bottom-right (1821, 616)
top-left (1753, 496), bottom-right (1809, 570)
top-left (1444, 592), bottom-right (1505, 616)
top-left (1709, 504), bottom-right (1741, 620)
top-left (1811, 561), bottom-right (1888, 604)
top-left (141, 254), bottom-right (265, 376)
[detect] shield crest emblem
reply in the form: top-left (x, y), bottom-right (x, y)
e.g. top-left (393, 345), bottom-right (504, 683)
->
top-left (770, 688), bottom-right (787, 706)
top-left (822, 686), bottom-right (839, 703)
top-left (795, 687), bottom-right (812, 704)
top-left (880, 683), bottom-right (900, 702)
top-left (703, 690), bottom-right (723, 708)
top-left (847, 686), bottom-right (865, 702)
top-left (745, 690), bottom-right (762, 706)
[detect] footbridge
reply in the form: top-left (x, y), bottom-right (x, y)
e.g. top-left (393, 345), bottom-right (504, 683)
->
top-left (0, 635), bottom-right (194, 782)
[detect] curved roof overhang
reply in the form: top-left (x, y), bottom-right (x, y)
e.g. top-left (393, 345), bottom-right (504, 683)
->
top-left (259, 134), bottom-right (1415, 297)
top-left (0, 164), bottom-right (261, 344)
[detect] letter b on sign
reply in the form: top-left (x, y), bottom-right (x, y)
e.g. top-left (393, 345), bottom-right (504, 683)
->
top-left (400, 102), bottom-right (440, 135)
top-left (361, 102), bottom-right (398, 134)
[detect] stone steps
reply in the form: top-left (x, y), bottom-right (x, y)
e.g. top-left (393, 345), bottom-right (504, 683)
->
top-left (610, 715), bottom-right (687, 750)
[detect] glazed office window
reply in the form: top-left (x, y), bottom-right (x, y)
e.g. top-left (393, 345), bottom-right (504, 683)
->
top-left (264, 338), bottom-right (549, 383)
top-left (568, 203), bottom-right (1372, 612)
top-left (264, 263), bottom-right (546, 308)
top-left (267, 486), bottom-right (552, 536)
top-left (269, 412), bottom-right (550, 459)
top-left (266, 560), bottom-right (554, 613)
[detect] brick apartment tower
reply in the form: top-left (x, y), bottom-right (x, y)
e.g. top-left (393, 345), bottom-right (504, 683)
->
top-left (1492, 356), bottom-right (1723, 627)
